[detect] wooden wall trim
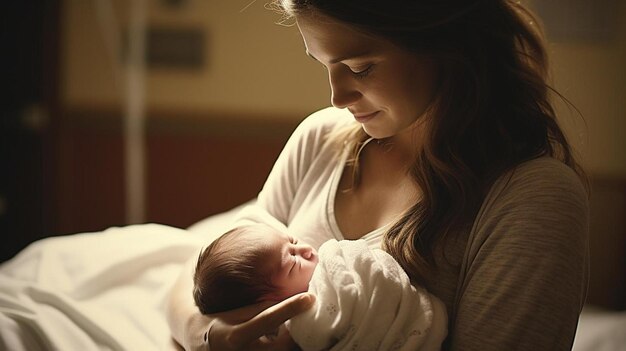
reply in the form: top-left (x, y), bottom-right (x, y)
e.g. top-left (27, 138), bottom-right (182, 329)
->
top-left (61, 105), bottom-right (302, 140)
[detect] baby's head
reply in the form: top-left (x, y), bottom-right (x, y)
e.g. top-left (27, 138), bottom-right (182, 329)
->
top-left (193, 223), bottom-right (318, 314)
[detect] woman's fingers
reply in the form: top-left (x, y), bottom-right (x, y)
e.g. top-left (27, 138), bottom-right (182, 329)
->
top-left (208, 293), bottom-right (314, 350)
top-left (230, 293), bottom-right (315, 346)
top-left (213, 299), bottom-right (279, 325)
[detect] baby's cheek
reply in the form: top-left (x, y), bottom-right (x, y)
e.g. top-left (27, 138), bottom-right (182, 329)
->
top-left (303, 266), bottom-right (316, 287)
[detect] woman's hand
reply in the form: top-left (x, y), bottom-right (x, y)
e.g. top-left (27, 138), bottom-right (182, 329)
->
top-left (202, 292), bottom-right (315, 351)
top-left (167, 257), bottom-right (313, 351)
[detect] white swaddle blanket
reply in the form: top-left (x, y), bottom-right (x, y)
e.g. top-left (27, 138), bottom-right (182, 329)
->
top-left (286, 239), bottom-right (448, 351)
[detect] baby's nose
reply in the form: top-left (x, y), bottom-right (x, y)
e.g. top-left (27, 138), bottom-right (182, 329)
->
top-left (296, 244), bottom-right (317, 260)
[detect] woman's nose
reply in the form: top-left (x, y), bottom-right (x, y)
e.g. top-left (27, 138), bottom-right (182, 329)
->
top-left (329, 70), bottom-right (361, 109)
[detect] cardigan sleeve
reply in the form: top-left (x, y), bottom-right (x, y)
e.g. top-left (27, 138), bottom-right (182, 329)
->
top-left (449, 158), bottom-right (589, 351)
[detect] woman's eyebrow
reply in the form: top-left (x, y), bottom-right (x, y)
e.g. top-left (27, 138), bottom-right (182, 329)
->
top-left (306, 50), bottom-right (373, 64)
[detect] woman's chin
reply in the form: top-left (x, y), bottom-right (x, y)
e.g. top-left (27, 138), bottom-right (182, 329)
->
top-left (361, 126), bottom-right (391, 140)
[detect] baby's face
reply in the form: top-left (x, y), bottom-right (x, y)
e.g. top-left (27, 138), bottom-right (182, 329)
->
top-left (248, 226), bottom-right (319, 300)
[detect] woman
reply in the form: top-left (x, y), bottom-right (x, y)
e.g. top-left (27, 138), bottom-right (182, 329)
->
top-left (166, 0), bottom-right (589, 350)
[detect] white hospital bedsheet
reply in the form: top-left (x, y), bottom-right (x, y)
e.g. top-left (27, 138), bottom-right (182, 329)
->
top-left (0, 223), bottom-right (220, 351)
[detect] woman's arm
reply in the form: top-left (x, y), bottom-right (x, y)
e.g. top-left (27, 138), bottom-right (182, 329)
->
top-left (166, 257), bottom-right (211, 350)
top-left (166, 257), bottom-right (315, 350)
top-left (450, 159), bottom-right (589, 350)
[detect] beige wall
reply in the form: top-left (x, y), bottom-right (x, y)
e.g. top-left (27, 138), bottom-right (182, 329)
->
top-left (535, 1), bottom-right (626, 177)
top-left (62, 0), bottom-right (626, 176)
top-left (61, 0), bottom-right (329, 118)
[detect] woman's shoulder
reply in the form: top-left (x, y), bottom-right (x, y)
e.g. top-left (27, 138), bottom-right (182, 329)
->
top-left (271, 107), bottom-right (353, 179)
top-left (283, 107), bottom-right (354, 156)
top-left (479, 156), bottom-right (589, 225)
top-left (295, 106), bottom-right (354, 136)
top-left (500, 156), bottom-right (587, 197)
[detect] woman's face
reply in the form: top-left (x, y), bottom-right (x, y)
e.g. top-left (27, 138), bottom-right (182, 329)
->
top-left (296, 12), bottom-right (438, 143)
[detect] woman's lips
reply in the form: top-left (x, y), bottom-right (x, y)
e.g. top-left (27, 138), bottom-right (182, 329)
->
top-left (353, 111), bottom-right (379, 123)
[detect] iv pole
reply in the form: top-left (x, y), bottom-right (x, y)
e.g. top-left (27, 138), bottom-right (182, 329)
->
top-left (124, 0), bottom-right (147, 224)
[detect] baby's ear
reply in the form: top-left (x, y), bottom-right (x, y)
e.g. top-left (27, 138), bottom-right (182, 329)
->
top-left (261, 289), bottom-right (287, 303)
top-left (261, 292), bottom-right (280, 302)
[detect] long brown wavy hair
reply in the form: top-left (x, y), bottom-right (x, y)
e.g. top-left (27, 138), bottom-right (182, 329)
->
top-left (271, 0), bottom-right (586, 285)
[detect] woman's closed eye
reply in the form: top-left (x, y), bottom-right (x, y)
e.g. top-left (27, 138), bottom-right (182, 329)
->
top-left (349, 64), bottom-right (374, 78)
